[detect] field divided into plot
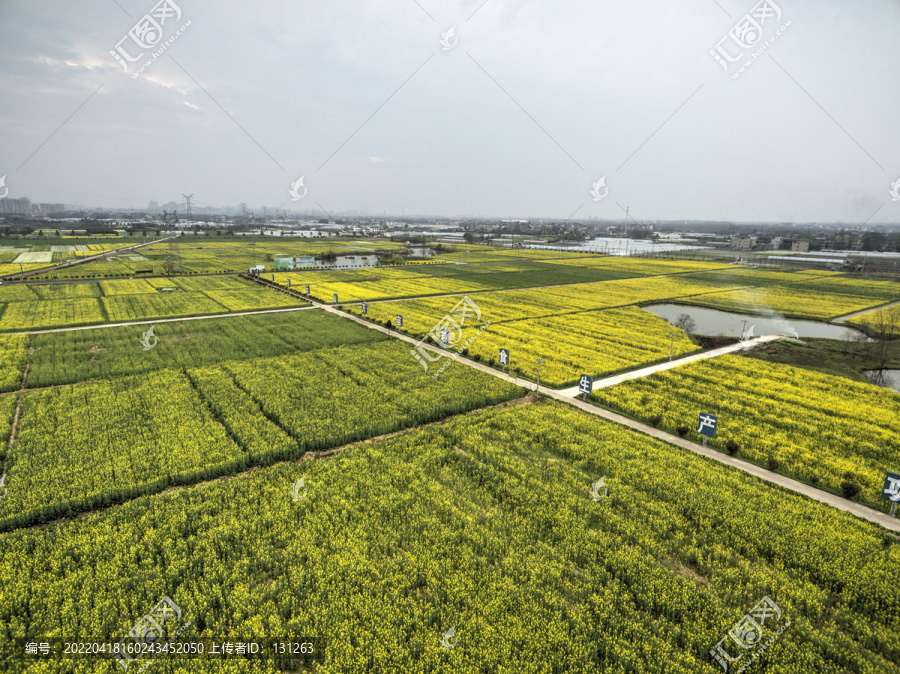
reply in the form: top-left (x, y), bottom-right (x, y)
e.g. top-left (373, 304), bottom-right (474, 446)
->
top-left (848, 304), bottom-right (900, 332)
top-left (0, 340), bottom-right (523, 530)
top-left (0, 403), bottom-right (897, 673)
top-left (27, 310), bottom-right (386, 388)
top-left (0, 394), bottom-right (15, 449)
top-left (29, 238), bottom-right (409, 278)
top-left (274, 257), bottom-right (739, 304)
top-left (663, 268), bottom-right (900, 320)
top-left (677, 286), bottom-right (898, 321)
top-left (460, 307), bottom-right (701, 386)
top-left (0, 335), bottom-right (28, 392)
top-left (0, 276), bottom-right (306, 331)
top-left (593, 354), bottom-right (900, 505)
top-left (356, 274), bottom-right (744, 327)
top-left (0, 241), bottom-right (137, 278)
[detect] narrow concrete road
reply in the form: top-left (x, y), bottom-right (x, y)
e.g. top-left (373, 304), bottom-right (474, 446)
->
top-left (319, 302), bottom-right (900, 533)
top-left (556, 335), bottom-right (781, 396)
top-left (833, 300), bottom-right (900, 324)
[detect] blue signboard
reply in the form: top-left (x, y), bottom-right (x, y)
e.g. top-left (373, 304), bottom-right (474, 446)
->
top-left (578, 374), bottom-right (593, 395)
top-left (305, 284), bottom-right (310, 295)
top-left (333, 293), bottom-right (338, 304)
top-left (697, 412), bottom-right (718, 438)
top-left (499, 349), bottom-right (510, 366)
top-left (396, 315), bottom-right (403, 328)
top-left (361, 302), bottom-right (367, 315)
top-left (883, 471), bottom-right (900, 502)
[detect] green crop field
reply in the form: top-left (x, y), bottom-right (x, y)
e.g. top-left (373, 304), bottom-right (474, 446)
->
top-left (0, 340), bottom-right (523, 530)
top-left (0, 248), bottom-right (897, 674)
top-left (25, 310), bottom-right (387, 388)
top-left (0, 403), bottom-right (897, 673)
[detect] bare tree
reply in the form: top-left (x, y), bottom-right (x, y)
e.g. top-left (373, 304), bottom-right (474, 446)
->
top-left (162, 256), bottom-right (177, 276)
top-left (673, 313), bottom-right (697, 333)
top-left (862, 307), bottom-right (900, 382)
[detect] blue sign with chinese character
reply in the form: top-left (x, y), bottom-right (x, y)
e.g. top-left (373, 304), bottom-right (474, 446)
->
top-left (883, 471), bottom-right (900, 502)
top-left (361, 302), bottom-right (367, 315)
top-left (499, 349), bottom-right (510, 366)
top-left (578, 374), bottom-right (593, 395)
top-left (396, 315), bottom-right (403, 328)
top-left (305, 284), bottom-right (310, 295)
top-left (697, 412), bottom-right (718, 438)
top-left (333, 293), bottom-right (338, 304)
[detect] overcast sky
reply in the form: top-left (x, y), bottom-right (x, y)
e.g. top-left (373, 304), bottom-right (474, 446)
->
top-left (1, 0), bottom-right (899, 223)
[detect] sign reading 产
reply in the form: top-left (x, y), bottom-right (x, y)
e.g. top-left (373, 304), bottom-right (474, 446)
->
top-left (396, 315), bottom-right (403, 328)
top-left (361, 302), bottom-right (367, 315)
top-left (578, 374), bottom-right (593, 397)
top-left (698, 412), bottom-right (718, 438)
top-left (883, 471), bottom-right (900, 516)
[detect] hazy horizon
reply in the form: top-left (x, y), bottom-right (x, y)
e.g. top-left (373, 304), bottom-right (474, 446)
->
top-left (2, 0), bottom-right (899, 223)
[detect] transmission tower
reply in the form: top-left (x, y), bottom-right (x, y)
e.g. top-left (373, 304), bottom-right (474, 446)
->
top-left (182, 194), bottom-right (194, 224)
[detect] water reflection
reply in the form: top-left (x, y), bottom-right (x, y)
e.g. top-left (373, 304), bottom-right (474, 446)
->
top-left (643, 304), bottom-right (868, 341)
top-left (864, 370), bottom-right (900, 392)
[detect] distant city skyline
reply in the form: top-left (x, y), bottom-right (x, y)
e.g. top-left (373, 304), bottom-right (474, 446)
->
top-left (3, 192), bottom-right (900, 229)
top-left (2, 0), bottom-right (899, 225)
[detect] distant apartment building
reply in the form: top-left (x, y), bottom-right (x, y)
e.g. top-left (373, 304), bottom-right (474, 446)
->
top-left (791, 239), bottom-right (810, 253)
top-left (731, 235), bottom-right (757, 250)
top-left (0, 197), bottom-right (31, 214)
top-left (34, 203), bottom-right (66, 214)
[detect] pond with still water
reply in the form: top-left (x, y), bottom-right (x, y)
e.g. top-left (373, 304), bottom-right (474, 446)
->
top-left (643, 304), bottom-right (867, 341)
